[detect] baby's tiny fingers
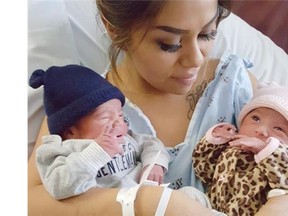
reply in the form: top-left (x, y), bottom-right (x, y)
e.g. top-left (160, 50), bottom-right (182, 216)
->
top-left (229, 140), bottom-right (241, 147)
top-left (103, 125), bottom-right (110, 134)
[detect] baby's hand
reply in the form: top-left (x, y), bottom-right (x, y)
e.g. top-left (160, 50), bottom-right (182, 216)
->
top-left (140, 164), bottom-right (164, 185)
top-left (229, 135), bottom-right (268, 154)
top-left (95, 126), bottom-right (124, 158)
top-left (212, 124), bottom-right (237, 140)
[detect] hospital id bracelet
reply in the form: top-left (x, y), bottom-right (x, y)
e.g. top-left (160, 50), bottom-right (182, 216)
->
top-left (154, 186), bottom-right (172, 216)
top-left (116, 185), bottom-right (141, 216)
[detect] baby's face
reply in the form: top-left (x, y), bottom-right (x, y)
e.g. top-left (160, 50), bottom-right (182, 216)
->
top-left (71, 99), bottom-right (128, 142)
top-left (239, 107), bottom-right (288, 144)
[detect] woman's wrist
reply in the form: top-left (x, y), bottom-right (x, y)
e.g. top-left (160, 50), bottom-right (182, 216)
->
top-left (134, 186), bottom-right (165, 216)
top-left (134, 186), bottom-right (217, 216)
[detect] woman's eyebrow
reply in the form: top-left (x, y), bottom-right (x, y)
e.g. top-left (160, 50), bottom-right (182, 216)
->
top-left (154, 7), bottom-right (219, 35)
top-left (155, 26), bottom-right (188, 35)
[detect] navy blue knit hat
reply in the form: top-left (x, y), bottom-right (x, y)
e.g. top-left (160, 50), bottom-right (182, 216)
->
top-left (29, 64), bottom-right (125, 135)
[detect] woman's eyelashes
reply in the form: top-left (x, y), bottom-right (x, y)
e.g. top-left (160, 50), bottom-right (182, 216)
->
top-left (198, 29), bottom-right (217, 41)
top-left (158, 41), bottom-right (182, 53)
top-left (157, 30), bottom-right (217, 53)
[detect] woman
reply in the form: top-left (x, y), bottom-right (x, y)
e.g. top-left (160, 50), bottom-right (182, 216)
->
top-left (28, 0), bottom-right (288, 215)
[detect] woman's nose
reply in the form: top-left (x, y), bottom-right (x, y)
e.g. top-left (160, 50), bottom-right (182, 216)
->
top-left (255, 125), bottom-right (269, 137)
top-left (180, 40), bottom-right (204, 68)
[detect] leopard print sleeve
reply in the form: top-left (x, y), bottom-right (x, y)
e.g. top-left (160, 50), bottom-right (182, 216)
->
top-left (257, 143), bottom-right (288, 190)
top-left (192, 137), bottom-right (228, 185)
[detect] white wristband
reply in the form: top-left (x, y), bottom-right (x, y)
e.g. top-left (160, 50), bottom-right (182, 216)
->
top-left (116, 151), bottom-right (165, 216)
top-left (116, 185), bottom-right (140, 216)
top-left (155, 187), bottom-right (172, 216)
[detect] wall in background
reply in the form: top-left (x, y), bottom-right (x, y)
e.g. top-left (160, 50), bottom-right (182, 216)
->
top-left (232, 0), bottom-right (288, 54)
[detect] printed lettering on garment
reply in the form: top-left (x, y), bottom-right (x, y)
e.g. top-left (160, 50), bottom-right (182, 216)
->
top-left (96, 141), bottom-right (138, 178)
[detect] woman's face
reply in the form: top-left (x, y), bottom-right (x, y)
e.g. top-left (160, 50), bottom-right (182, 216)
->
top-left (123, 0), bottom-right (218, 95)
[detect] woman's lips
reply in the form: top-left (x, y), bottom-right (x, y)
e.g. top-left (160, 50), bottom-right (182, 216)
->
top-left (172, 73), bottom-right (198, 86)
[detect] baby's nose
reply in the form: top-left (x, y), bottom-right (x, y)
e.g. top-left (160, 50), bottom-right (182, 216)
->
top-left (113, 119), bottom-right (121, 127)
top-left (255, 125), bottom-right (269, 137)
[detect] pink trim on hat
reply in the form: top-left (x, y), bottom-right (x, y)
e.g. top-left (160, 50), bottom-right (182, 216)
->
top-left (238, 82), bottom-right (288, 126)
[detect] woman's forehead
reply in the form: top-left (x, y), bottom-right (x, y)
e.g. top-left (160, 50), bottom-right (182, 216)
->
top-left (155, 0), bottom-right (218, 29)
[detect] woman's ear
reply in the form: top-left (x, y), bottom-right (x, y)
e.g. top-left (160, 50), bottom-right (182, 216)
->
top-left (101, 15), bottom-right (117, 40)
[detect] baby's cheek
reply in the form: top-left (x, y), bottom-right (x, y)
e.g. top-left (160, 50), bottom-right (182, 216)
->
top-left (122, 122), bottom-right (129, 135)
top-left (89, 124), bottom-right (110, 139)
top-left (279, 136), bottom-right (288, 145)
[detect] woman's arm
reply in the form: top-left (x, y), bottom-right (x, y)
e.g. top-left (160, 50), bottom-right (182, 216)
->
top-left (255, 195), bottom-right (288, 216)
top-left (28, 119), bottom-right (216, 216)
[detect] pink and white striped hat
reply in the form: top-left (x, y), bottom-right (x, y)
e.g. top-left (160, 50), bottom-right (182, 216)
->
top-left (238, 81), bottom-right (288, 125)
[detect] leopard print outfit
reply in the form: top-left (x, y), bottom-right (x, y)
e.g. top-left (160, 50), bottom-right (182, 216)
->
top-left (193, 137), bottom-right (288, 216)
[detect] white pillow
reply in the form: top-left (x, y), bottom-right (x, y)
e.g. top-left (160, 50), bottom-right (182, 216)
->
top-left (28, 0), bottom-right (79, 158)
top-left (28, 0), bottom-right (288, 158)
top-left (210, 13), bottom-right (288, 85)
top-left (28, 0), bottom-right (110, 158)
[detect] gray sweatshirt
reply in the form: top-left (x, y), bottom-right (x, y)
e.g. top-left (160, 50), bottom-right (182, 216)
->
top-left (36, 130), bottom-right (169, 200)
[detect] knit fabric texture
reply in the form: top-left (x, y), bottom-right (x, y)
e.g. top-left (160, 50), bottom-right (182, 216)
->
top-left (29, 64), bottom-right (125, 135)
top-left (238, 81), bottom-right (288, 125)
